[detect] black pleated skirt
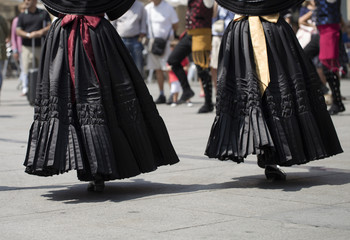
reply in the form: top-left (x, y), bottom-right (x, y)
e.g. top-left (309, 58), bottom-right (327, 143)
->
top-left (24, 18), bottom-right (179, 181)
top-left (205, 17), bottom-right (343, 167)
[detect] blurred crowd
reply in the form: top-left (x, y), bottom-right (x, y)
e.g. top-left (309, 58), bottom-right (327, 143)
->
top-left (0, 0), bottom-right (349, 113)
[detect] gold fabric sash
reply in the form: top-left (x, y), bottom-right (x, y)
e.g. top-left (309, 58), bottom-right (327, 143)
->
top-left (234, 14), bottom-right (279, 93)
top-left (187, 28), bottom-right (212, 68)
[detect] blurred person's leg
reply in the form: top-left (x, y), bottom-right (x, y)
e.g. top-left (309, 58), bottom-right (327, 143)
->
top-left (170, 80), bottom-right (181, 106)
top-left (123, 37), bottom-right (144, 77)
top-left (210, 35), bottom-right (221, 95)
top-left (304, 34), bottom-right (330, 94)
top-left (34, 46), bottom-right (41, 66)
top-left (21, 45), bottom-right (32, 96)
top-left (197, 65), bottom-right (213, 113)
top-left (155, 69), bottom-right (165, 97)
top-left (168, 34), bottom-right (194, 102)
top-left (131, 39), bottom-right (144, 77)
top-left (325, 67), bottom-right (345, 115)
top-left (147, 46), bottom-right (166, 104)
top-left (303, 34), bottom-right (320, 60)
top-left (318, 24), bottom-right (344, 115)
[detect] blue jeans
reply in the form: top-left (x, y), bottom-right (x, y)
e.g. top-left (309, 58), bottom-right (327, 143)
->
top-left (122, 37), bottom-right (144, 76)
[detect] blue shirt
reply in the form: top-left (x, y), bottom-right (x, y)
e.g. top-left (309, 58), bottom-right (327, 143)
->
top-left (212, 6), bottom-right (235, 36)
top-left (315, 0), bottom-right (341, 25)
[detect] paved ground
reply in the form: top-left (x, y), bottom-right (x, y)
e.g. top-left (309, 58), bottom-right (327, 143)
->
top-left (0, 76), bottom-right (350, 240)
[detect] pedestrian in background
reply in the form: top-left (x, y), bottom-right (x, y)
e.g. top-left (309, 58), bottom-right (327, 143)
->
top-left (145, 0), bottom-right (179, 104)
top-left (112, 0), bottom-right (147, 76)
top-left (315, 0), bottom-right (344, 115)
top-left (11, 2), bottom-right (27, 91)
top-left (167, 40), bottom-right (190, 107)
top-left (167, 0), bottom-right (215, 113)
top-left (297, 0), bottom-right (329, 97)
top-left (210, 2), bottom-right (234, 95)
top-left (0, 14), bottom-right (9, 97)
top-left (16, 0), bottom-right (51, 96)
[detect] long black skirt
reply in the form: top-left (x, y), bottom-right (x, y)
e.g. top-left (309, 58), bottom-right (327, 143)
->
top-left (205, 17), bottom-right (343, 167)
top-left (24, 18), bottom-right (179, 181)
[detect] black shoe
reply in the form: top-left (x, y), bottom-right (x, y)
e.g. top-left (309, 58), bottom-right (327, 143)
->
top-left (178, 89), bottom-right (195, 104)
top-left (198, 104), bottom-right (214, 113)
top-left (257, 155), bottom-right (266, 169)
top-left (328, 103), bottom-right (345, 115)
top-left (166, 94), bottom-right (174, 105)
top-left (87, 180), bottom-right (105, 192)
top-left (265, 166), bottom-right (286, 181)
top-left (155, 95), bottom-right (166, 104)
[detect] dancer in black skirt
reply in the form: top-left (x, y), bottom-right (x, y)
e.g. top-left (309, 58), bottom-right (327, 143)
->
top-left (24, 0), bottom-right (179, 191)
top-left (205, 0), bottom-right (343, 180)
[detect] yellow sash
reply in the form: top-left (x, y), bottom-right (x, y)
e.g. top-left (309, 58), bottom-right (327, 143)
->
top-left (234, 14), bottom-right (280, 93)
top-left (187, 28), bottom-right (212, 69)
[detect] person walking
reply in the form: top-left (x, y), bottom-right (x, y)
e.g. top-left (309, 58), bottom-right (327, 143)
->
top-left (111, 0), bottom-right (147, 76)
top-left (205, 0), bottom-right (343, 180)
top-left (145, 0), bottom-right (179, 104)
top-left (23, 0), bottom-right (179, 192)
top-left (297, 1), bottom-right (329, 97)
top-left (16, 0), bottom-right (51, 96)
top-left (315, 0), bottom-right (344, 115)
top-left (0, 14), bottom-right (9, 97)
top-left (168, 0), bottom-right (215, 113)
top-left (210, 2), bottom-right (234, 94)
top-left (11, 2), bottom-right (27, 91)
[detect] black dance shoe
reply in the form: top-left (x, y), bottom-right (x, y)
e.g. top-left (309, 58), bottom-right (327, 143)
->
top-left (166, 94), bottom-right (174, 105)
top-left (265, 166), bottom-right (286, 181)
top-left (328, 104), bottom-right (345, 115)
top-left (198, 104), bottom-right (214, 113)
top-left (178, 89), bottom-right (195, 104)
top-left (87, 180), bottom-right (105, 192)
top-left (155, 95), bottom-right (166, 104)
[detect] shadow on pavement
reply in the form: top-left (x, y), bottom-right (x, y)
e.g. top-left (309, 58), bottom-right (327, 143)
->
top-left (231, 170), bottom-right (350, 192)
top-left (0, 184), bottom-right (73, 192)
top-left (0, 138), bottom-right (27, 144)
top-left (38, 169), bottom-right (350, 204)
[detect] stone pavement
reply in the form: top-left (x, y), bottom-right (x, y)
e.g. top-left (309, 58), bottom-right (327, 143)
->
top-left (0, 77), bottom-right (350, 240)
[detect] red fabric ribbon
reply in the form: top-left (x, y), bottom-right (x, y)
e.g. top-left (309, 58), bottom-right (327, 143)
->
top-left (61, 15), bottom-right (102, 89)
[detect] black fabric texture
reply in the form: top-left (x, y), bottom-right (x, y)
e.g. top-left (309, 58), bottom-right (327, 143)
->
top-left (216, 0), bottom-right (304, 15)
top-left (205, 17), bottom-right (343, 166)
top-left (24, 18), bottom-right (179, 181)
top-left (41, 0), bottom-right (134, 21)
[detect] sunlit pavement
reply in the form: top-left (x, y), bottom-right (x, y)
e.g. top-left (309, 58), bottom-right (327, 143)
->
top-left (1, 76), bottom-right (350, 240)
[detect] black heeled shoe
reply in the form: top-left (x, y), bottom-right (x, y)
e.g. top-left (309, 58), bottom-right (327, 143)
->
top-left (87, 180), bottom-right (105, 192)
top-left (265, 166), bottom-right (286, 181)
top-left (328, 103), bottom-right (345, 115)
top-left (197, 103), bottom-right (214, 113)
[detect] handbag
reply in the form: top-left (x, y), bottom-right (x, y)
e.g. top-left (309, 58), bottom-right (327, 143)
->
top-left (149, 11), bottom-right (171, 56)
top-left (151, 37), bottom-right (167, 56)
